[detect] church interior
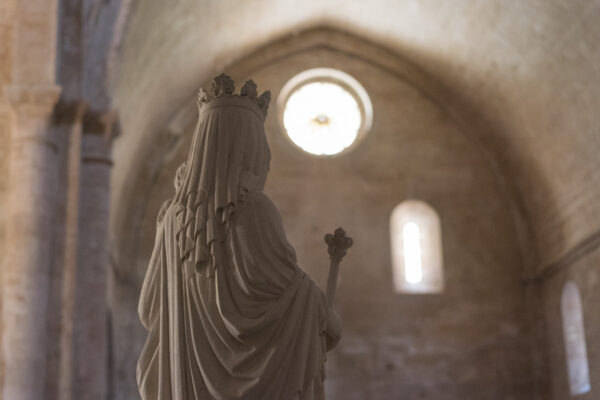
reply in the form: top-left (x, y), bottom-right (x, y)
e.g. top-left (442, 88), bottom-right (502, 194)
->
top-left (1, 1), bottom-right (599, 399)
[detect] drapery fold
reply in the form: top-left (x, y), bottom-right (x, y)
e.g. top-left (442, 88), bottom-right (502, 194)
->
top-left (138, 94), bottom-right (329, 400)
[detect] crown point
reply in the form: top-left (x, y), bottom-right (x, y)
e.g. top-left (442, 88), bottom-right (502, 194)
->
top-left (211, 74), bottom-right (235, 96)
top-left (241, 80), bottom-right (258, 98)
top-left (197, 88), bottom-right (209, 106)
top-left (258, 90), bottom-right (271, 114)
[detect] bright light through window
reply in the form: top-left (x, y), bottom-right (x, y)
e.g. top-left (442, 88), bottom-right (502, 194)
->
top-left (561, 281), bottom-right (591, 395)
top-left (278, 68), bottom-right (372, 156)
top-left (402, 222), bottom-right (423, 283)
top-left (283, 82), bottom-right (361, 155)
top-left (390, 200), bottom-right (443, 294)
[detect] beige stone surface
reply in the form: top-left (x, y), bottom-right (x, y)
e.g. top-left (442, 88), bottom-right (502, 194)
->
top-left (0, 104), bottom-right (10, 397)
top-left (2, 84), bottom-right (61, 400)
top-left (70, 129), bottom-right (113, 400)
top-left (542, 247), bottom-right (600, 400)
top-left (0, 1), bottom-right (599, 399)
top-left (45, 103), bottom-right (85, 400)
top-left (112, 43), bottom-right (539, 399)
top-left (112, 0), bottom-right (600, 274)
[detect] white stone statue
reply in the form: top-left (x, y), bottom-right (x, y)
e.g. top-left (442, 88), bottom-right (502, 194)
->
top-left (137, 74), bottom-right (344, 400)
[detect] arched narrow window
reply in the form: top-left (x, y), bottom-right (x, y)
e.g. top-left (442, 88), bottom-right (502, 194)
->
top-left (390, 200), bottom-right (443, 294)
top-left (561, 281), bottom-right (591, 395)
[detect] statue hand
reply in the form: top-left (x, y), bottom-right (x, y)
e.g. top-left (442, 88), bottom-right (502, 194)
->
top-left (325, 308), bottom-right (342, 352)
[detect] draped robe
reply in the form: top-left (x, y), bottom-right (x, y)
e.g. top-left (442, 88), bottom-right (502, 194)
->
top-left (137, 94), bottom-right (332, 400)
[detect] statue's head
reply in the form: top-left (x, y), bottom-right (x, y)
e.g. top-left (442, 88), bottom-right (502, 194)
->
top-left (191, 74), bottom-right (272, 189)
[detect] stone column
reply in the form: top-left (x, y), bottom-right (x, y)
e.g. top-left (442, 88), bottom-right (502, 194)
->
top-left (1, 84), bottom-right (61, 400)
top-left (70, 109), bottom-right (116, 400)
top-left (47, 100), bottom-right (87, 400)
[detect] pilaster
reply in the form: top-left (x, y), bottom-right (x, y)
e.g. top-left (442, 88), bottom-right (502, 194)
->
top-left (70, 108), bottom-right (117, 400)
top-left (46, 99), bottom-right (87, 400)
top-left (1, 84), bottom-right (61, 400)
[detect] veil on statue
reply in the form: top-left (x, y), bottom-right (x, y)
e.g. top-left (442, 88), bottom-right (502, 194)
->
top-left (174, 75), bottom-right (272, 277)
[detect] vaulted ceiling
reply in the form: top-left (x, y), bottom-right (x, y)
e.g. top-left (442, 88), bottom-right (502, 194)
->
top-left (111, 0), bottom-right (600, 271)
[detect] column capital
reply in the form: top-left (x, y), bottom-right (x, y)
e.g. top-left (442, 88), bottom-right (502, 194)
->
top-left (53, 99), bottom-right (88, 126)
top-left (5, 84), bottom-right (62, 118)
top-left (5, 84), bottom-right (62, 150)
top-left (81, 109), bottom-right (118, 167)
top-left (82, 108), bottom-right (119, 141)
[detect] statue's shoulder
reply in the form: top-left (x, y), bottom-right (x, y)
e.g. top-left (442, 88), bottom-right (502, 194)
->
top-left (252, 192), bottom-right (288, 230)
top-left (234, 191), bottom-right (282, 225)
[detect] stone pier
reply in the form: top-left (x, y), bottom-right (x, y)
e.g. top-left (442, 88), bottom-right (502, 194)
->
top-left (2, 84), bottom-right (61, 400)
top-left (69, 110), bottom-right (116, 400)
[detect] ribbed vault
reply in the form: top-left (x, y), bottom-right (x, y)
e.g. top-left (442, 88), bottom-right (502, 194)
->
top-left (111, 0), bottom-right (600, 275)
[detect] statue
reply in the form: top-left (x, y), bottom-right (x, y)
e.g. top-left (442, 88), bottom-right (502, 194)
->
top-left (137, 74), bottom-right (349, 400)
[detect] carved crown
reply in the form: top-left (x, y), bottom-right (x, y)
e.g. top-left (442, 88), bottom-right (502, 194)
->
top-left (197, 74), bottom-right (271, 119)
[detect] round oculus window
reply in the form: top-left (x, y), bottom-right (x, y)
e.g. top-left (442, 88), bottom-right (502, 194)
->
top-left (278, 68), bottom-right (372, 156)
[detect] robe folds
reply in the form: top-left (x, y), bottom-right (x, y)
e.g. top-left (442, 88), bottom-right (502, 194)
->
top-left (138, 79), bottom-right (336, 399)
top-left (137, 188), bottom-right (330, 400)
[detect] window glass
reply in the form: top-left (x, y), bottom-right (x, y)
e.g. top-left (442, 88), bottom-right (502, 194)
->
top-left (390, 200), bottom-right (443, 294)
top-left (561, 281), bottom-right (591, 395)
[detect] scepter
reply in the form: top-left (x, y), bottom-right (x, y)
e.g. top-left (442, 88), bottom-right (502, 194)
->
top-left (324, 228), bottom-right (353, 306)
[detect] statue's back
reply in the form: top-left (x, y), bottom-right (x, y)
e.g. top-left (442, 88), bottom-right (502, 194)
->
top-left (137, 75), bottom-right (339, 400)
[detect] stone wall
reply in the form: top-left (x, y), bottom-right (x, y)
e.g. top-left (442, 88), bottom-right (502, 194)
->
top-left (542, 245), bottom-right (600, 400)
top-left (113, 1), bottom-right (600, 280)
top-left (0, 0), bottom-right (15, 394)
top-left (0, 104), bottom-right (9, 399)
top-left (0, 2), bottom-right (596, 397)
top-left (111, 37), bottom-right (540, 399)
